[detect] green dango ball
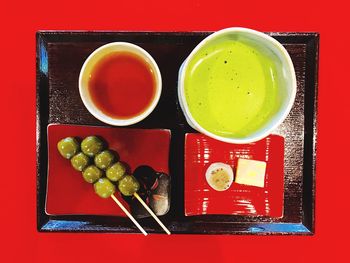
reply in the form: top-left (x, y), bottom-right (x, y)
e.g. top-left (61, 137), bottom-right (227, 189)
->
top-left (70, 152), bottom-right (90, 171)
top-left (81, 136), bottom-right (104, 157)
top-left (106, 162), bottom-right (126, 182)
top-left (57, 137), bottom-right (79, 159)
top-left (94, 150), bottom-right (115, 170)
top-left (118, 175), bottom-right (140, 196)
top-left (94, 178), bottom-right (116, 198)
top-left (82, 165), bottom-right (103, 183)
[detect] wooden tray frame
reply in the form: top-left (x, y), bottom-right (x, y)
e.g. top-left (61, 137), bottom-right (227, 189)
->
top-left (36, 31), bottom-right (318, 234)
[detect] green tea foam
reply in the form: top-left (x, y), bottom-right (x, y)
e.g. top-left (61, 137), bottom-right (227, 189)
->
top-left (184, 36), bottom-right (283, 138)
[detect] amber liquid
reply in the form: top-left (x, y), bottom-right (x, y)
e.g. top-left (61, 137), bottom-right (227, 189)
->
top-left (88, 52), bottom-right (156, 119)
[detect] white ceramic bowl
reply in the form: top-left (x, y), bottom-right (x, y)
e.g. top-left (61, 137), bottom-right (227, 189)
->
top-left (79, 42), bottom-right (162, 126)
top-left (178, 27), bottom-right (297, 144)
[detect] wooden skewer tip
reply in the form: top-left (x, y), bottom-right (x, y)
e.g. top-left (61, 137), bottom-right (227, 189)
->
top-left (111, 194), bottom-right (148, 236)
top-left (133, 192), bottom-right (171, 235)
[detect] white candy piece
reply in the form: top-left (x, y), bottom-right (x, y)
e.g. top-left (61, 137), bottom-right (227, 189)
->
top-left (205, 162), bottom-right (234, 191)
top-left (235, 159), bottom-right (266, 188)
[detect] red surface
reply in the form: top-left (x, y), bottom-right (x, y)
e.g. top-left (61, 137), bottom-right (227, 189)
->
top-left (185, 134), bottom-right (284, 217)
top-left (89, 52), bottom-right (156, 119)
top-left (2, 0), bottom-right (349, 262)
top-left (46, 124), bottom-right (170, 216)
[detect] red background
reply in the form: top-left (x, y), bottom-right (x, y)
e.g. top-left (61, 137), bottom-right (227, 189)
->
top-left (1, 0), bottom-right (348, 262)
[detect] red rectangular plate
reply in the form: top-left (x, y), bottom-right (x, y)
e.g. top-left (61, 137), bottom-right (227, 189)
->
top-left (185, 134), bottom-right (284, 217)
top-left (46, 124), bottom-right (171, 216)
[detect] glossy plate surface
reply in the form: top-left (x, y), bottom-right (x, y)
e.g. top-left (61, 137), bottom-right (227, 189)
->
top-left (46, 124), bottom-right (171, 216)
top-left (185, 134), bottom-right (284, 217)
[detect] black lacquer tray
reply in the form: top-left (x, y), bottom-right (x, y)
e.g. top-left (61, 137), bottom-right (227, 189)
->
top-left (36, 31), bottom-right (318, 234)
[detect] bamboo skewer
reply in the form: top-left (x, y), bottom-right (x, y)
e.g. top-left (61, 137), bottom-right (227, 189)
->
top-left (111, 194), bottom-right (148, 236)
top-left (133, 192), bottom-right (171, 235)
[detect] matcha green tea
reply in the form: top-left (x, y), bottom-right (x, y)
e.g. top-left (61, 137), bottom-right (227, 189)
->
top-left (184, 37), bottom-right (283, 138)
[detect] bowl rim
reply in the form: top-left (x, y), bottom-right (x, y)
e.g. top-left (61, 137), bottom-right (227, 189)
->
top-left (79, 42), bottom-right (162, 126)
top-left (178, 27), bottom-right (297, 144)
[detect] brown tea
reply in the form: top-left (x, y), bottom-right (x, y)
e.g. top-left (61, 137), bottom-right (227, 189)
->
top-left (88, 51), bottom-right (156, 119)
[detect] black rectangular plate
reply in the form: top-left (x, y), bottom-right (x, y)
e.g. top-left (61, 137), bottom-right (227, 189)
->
top-left (36, 31), bottom-right (318, 234)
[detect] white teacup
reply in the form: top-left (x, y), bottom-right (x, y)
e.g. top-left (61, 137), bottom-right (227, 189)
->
top-left (178, 27), bottom-right (297, 144)
top-left (79, 42), bottom-right (162, 126)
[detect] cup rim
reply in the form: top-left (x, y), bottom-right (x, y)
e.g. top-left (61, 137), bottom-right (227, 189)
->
top-left (178, 27), bottom-right (297, 144)
top-left (79, 42), bottom-right (162, 126)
